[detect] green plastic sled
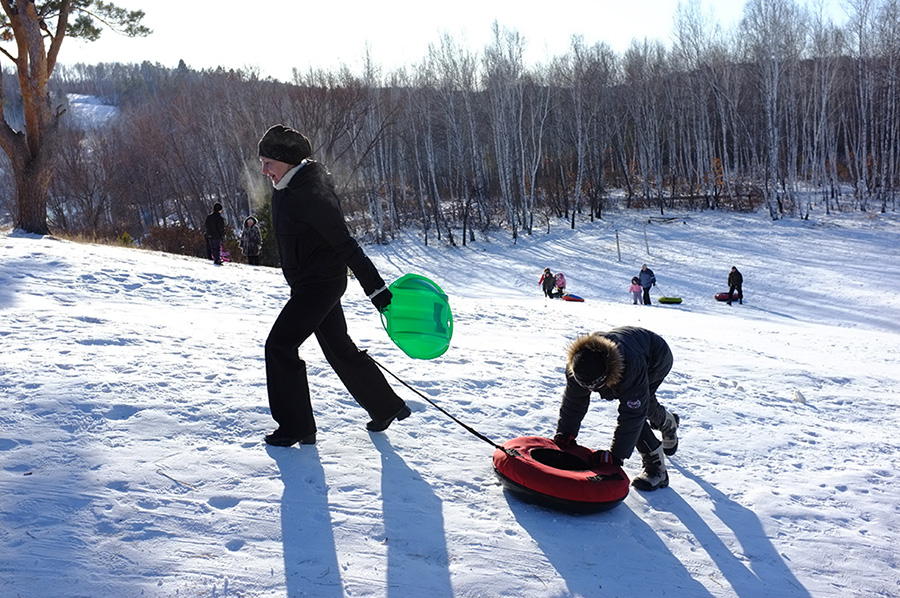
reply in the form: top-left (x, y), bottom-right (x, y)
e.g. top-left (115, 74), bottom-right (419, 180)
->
top-left (381, 273), bottom-right (453, 359)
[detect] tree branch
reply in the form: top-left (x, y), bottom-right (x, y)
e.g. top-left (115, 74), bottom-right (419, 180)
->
top-left (46, 0), bottom-right (70, 73)
top-left (0, 0), bottom-right (26, 66)
top-left (0, 44), bottom-right (16, 62)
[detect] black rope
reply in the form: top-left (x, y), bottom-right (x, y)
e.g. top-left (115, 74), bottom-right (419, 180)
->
top-left (365, 352), bottom-right (519, 456)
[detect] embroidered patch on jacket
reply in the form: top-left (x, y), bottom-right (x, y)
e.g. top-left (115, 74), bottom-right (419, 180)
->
top-left (626, 399), bottom-right (642, 409)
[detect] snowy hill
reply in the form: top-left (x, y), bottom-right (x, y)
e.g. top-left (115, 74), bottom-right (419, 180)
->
top-left (65, 94), bottom-right (119, 129)
top-left (1, 210), bottom-right (899, 597)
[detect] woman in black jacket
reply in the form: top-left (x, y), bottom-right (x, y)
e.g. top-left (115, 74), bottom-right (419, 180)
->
top-left (239, 216), bottom-right (262, 266)
top-left (258, 125), bottom-right (409, 447)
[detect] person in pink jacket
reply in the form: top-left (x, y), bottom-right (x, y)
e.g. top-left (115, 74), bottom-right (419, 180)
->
top-left (629, 277), bottom-right (642, 304)
top-left (554, 272), bottom-right (567, 296)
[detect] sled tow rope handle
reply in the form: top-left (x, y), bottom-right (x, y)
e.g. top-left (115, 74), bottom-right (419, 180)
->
top-left (365, 352), bottom-right (519, 457)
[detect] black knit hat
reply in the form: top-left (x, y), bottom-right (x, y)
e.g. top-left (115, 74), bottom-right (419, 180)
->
top-left (571, 348), bottom-right (609, 390)
top-left (258, 125), bottom-right (312, 165)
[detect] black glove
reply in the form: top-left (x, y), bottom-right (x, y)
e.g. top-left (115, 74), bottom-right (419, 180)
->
top-left (553, 432), bottom-right (577, 450)
top-left (589, 449), bottom-right (623, 467)
top-left (371, 287), bottom-right (393, 313)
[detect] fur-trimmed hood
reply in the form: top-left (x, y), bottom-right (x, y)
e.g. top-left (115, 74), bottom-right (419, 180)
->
top-left (566, 333), bottom-right (624, 389)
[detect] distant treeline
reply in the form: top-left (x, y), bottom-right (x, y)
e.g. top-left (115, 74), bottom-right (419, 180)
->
top-left (2, 0), bottom-right (898, 249)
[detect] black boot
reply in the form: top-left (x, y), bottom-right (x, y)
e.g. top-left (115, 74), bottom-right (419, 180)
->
top-left (264, 428), bottom-right (316, 447)
top-left (366, 404), bottom-right (411, 432)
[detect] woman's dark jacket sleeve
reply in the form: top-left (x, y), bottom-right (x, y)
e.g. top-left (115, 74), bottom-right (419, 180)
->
top-left (272, 162), bottom-right (386, 295)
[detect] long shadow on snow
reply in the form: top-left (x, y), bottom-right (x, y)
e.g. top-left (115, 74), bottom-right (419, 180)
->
top-left (0, 256), bottom-right (63, 310)
top-left (268, 445), bottom-right (344, 598)
top-left (658, 462), bottom-right (813, 598)
top-left (372, 435), bottom-right (453, 598)
top-left (506, 493), bottom-right (715, 597)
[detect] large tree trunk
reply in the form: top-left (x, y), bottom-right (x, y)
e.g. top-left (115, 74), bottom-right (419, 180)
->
top-left (1, 96), bottom-right (58, 235)
top-left (0, 0), bottom-right (69, 235)
top-left (5, 90), bottom-right (60, 235)
top-left (14, 160), bottom-right (54, 235)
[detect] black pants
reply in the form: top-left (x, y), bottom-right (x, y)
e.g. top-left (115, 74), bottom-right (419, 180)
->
top-left (635, 345), bottom-right (673, 454)
top-left (642, 286), bottom-right (652, 305)
top-left (206, 236), bottom-right (222, 263)
top-left (265, 277), bottom-right (404, 436)
top-left (728, 284), bottom-right (743, 303)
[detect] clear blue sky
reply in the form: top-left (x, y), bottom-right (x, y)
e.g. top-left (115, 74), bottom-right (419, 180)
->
top-left (65, 0), bottom-right (846, 82)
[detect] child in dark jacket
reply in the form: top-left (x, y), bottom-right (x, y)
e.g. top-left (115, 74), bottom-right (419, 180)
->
top-left (553, 326), bottom-right (681, 492)
top-left (539, 268), bottom-right (556, 298)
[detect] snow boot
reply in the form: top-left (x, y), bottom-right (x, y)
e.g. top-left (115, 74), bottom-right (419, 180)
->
top-left (265, 429), bottom-right (316, 447)
top-left (660, 411), bottom-right (680, 456)
top-left (631, 444), bottom-right (669, 491)
top-left (366, 404), bottom-right (411, 432)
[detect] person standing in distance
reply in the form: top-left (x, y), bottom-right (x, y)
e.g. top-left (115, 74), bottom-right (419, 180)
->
top-left (258, 124), bottom-right (410, 447)
top-left (638, 264), bottom-right (656, 305)
top-left (204, 203), bottom-right (225, 265)
top-left (240, 216), bottom-right (263, 266)
top-left (727, 266), bottom-right (743, 305)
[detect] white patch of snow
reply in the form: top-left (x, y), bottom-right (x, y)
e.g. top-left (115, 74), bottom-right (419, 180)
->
top-left (1, 208), bottom-right (899, 597)
top-left (65, 93), bottom-right (119, 129)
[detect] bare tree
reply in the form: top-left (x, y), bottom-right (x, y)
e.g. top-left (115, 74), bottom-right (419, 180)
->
top-left (873, 0), bottom-right (900, 211)
top-left (484, 22), bottom-right (526, 241)
top-left (845, 0), bottom-right (877, 210)
top-left (804, 1), bottom-right (845, 213)
top-left (622, 39), bottom-right (669, 214)
top-left (741, 0), bottom-right (807, 219)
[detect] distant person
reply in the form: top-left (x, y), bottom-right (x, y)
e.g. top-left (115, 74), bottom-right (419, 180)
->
top-left (629, 276), bottom-right (642, 305)
top-left (554, 272), bottom-right (567, 297)
top-left (727, 266), bottom-right (743, 305)
top-left (240, 216), bottom-right (263, 266)
top-left (258, 124), bottom-right (409, 447)
top-left (539, 268), bottom-right (556, 298)
top-left (204, 203), bottom-right (225, 265)
top-left (553, 326), bottom-right (681, 491)
top-left (638, 264), bottom-right (656, 305)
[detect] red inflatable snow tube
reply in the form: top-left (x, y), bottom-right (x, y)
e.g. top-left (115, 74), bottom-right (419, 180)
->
top-left (493, 436), bottom-right (629, 513)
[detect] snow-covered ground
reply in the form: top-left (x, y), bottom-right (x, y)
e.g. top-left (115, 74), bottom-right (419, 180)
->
top-left (1, 209), bottom-right (899, 598)
top-left (65, 94), bottom-right (119, 129)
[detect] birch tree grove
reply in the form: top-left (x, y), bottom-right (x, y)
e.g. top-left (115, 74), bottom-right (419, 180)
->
top-left (9, 0), bottom-right (900, 244)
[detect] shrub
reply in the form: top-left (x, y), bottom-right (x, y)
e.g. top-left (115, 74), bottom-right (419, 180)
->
top-left (142, 224), bottom-right (207, 258)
